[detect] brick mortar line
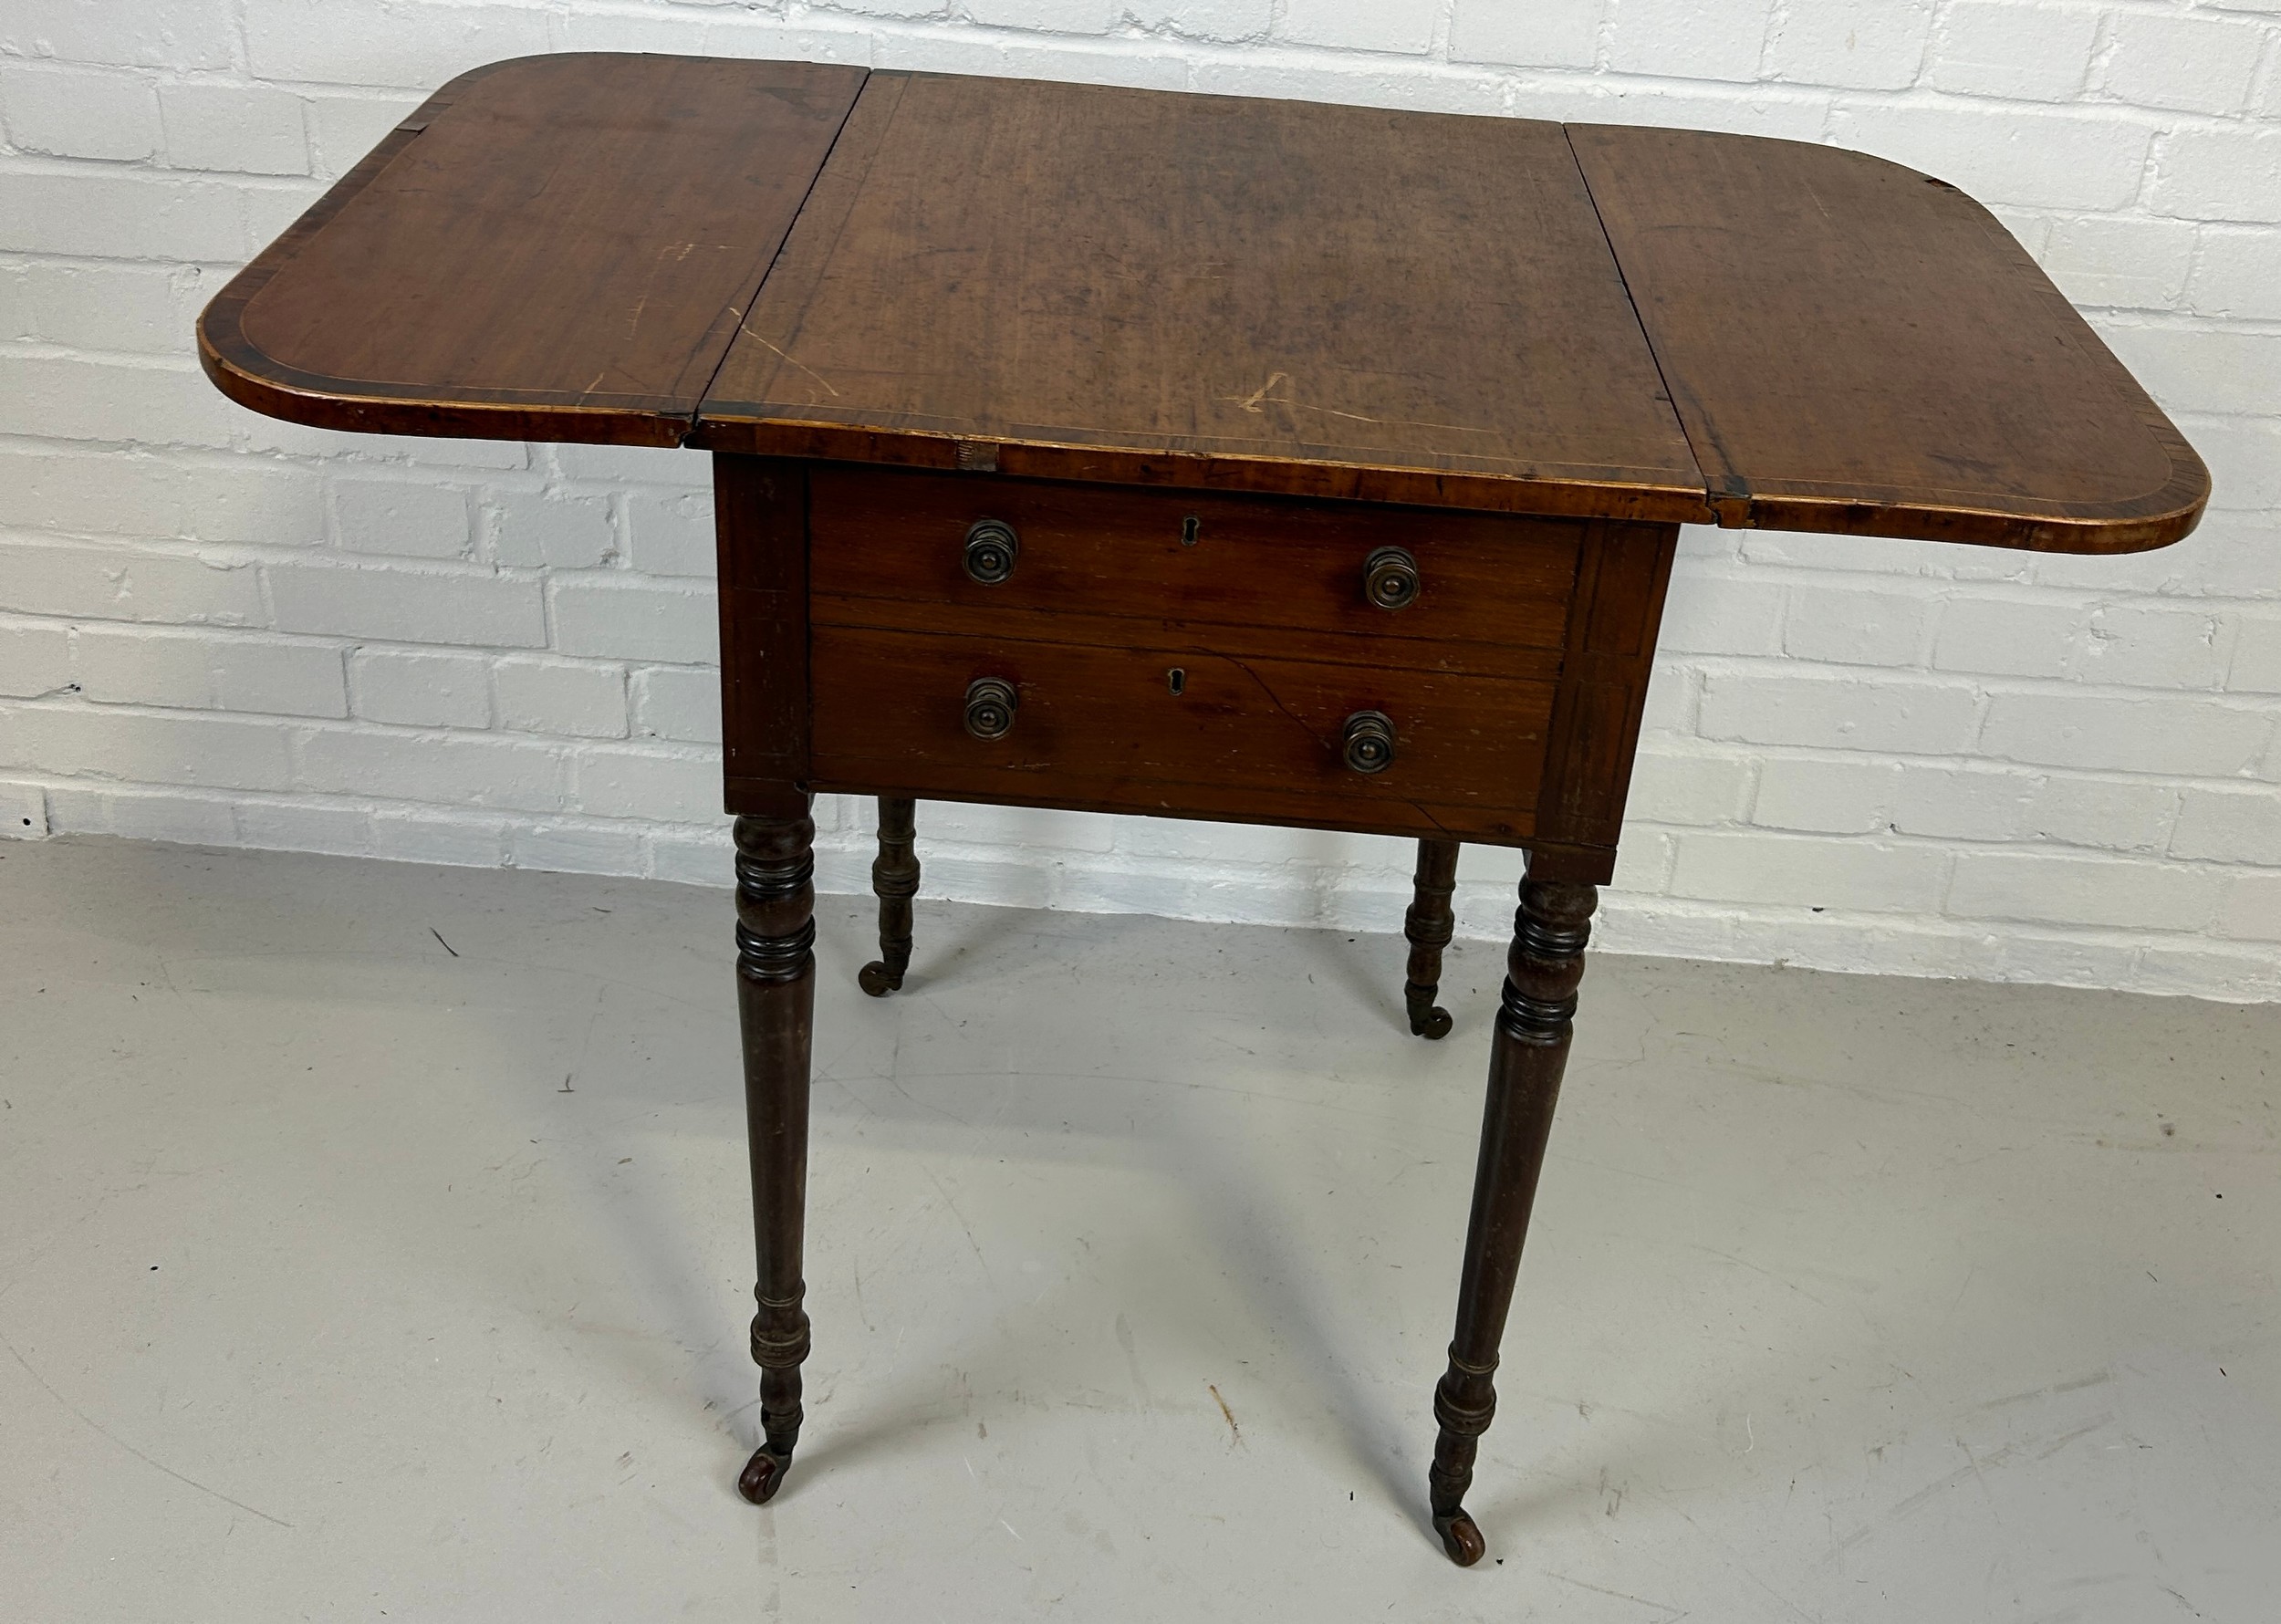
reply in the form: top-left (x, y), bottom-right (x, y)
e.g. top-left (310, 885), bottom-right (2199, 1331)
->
top-left (1659, 655), bottom-right (2281, 702)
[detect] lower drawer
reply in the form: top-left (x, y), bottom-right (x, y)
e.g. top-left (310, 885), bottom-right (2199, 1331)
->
top-left (809, 625), bottom-right (1556, 842)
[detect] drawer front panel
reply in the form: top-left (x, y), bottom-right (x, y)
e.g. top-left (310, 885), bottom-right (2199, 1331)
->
top-left (809, 467), bottom-right (1582, 674)
top-left (810, 625), bottom-right (1555, 842)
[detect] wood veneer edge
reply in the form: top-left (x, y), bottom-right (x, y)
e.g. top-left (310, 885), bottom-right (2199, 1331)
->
top-left (191, 57), bottom-right (700, 444)
top-left (198, 55), bottom-right (865, 450)
top-left (1568, 122), bottom-right (2212, 554)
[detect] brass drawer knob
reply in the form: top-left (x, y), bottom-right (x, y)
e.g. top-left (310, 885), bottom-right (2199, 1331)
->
top-left (963, 519), bottom-right (1020, 585)
top-left (963, 676), bottom-right (1018, 740)
top-left (1362, 546), bottom-right (1420, 610)
top-left (1341, 710), bottom-right (1396, 774)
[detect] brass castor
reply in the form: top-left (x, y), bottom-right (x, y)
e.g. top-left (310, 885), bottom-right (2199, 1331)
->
top-left (1406, 990), bottom-right (1453, 1040)
top-left (1433, 1507), bottom-right (1485, 1566)
top-left (860, 796), bottom-right (919, 1000)
top-left (1402, 838), bottom-right (1460, 1042)
top-left (737, 1445), bottom-right (793, 1505)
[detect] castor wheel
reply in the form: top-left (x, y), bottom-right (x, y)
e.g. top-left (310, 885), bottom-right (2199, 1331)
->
top-left (1403, 839), bottom-right (1460, 1043)
top-left (1410, 1004), bottom-right (1453, 1040)
top-left (863, 797), bottom-right (918, 1000)
top-left (1433, 1507), bottom-right (1485, 1566)
top-left (737, 1446), bottom-right (793, 1504)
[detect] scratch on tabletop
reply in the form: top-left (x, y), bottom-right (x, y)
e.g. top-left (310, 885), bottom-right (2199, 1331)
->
top-left (740, 327), bottom-right (841, 398)
top-left (1230, 370), bottom-right (1290, 412)
top-left (625, 242), bottom-right (697, 339)
top-left (1221, 371), bottom-right (1499, 435)
top-left (430, 927), bottom-right (458, 957)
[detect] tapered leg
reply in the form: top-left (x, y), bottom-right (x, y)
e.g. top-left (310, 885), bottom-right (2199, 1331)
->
top-left (1402, 838), bottom-right (1461, 1039)
top-left (732, 801), bottom-right (818, 1506)
top-left (1428, 876), bottom-right (1596, 1566)
top-left (858, 796), bottom-right (920, 997)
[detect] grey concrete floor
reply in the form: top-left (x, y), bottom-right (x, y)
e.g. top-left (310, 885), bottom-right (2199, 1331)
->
top-left (0, 837), bottom-right (2276, 1623)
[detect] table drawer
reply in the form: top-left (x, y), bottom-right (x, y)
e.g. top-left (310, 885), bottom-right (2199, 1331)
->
top-left (809, 624), bottom-right (1556, 842)
top-left (808, 467), bottom-right (1582, 676)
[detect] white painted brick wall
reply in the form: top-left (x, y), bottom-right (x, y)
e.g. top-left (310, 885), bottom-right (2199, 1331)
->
top-left (1, 0), bottom-right (2276, 1001)
top-left (1927, 4), bottom-right (2100, 100)
top-left (1, 63), bottom-right (164, 160)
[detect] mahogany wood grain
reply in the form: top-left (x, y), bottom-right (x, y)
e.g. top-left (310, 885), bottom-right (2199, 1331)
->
top-left (1534, 522), bottom-right (1679, 852)
top-left (202, 55), bottom-right (864, 446)
top-left (1403, 838), bottom-right (1461, 1040)
top-left (858, 796), bottom-right (920, 997)
top-left (715, 454), bottom-right (810, 801)
top-left (809, 624), bottom-right (1557, 843)
top-left (731, 798), bottom-right (819, 1507)
top-left (1431, 876), bottom-right (1597, 1565)
top-left (699, 72), bottom-right (1709, 522)
top-left (1568, 125), bottom-right (2207, 551)
top-left (202, 54), bottom-right (2209, 554)
top-left (808, 466), bottom-right (1583, 677)
top-left (811, 597), bottom-right (1566, 685)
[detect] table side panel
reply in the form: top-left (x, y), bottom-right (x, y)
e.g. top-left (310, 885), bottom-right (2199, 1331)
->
top-left (697, 73), bottom-right (1710, 522)
top-left (717, 455), bottom-right (811, 794)
top-left (717, 457), bottom-right (1665, 869)
top-left (1569, 124), bottom-right (2207, 552)
top-left (203, 55), bottom-right (866, 446)
top-left (1534, 521), bottom-right (1679, 854)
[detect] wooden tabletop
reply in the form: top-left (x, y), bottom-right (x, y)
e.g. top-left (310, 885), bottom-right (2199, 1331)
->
top-left (202, 54), bottom-right (865, 446)
top-left (201, 52), bottom-right (2208, 553)
top-left (1567, 125), bottom-right (2207, 550)
top-left (704, 72), bottom-right (1703, 523)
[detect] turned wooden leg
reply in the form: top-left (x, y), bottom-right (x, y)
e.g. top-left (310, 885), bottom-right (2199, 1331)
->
top-left (858, 796), bottom-right (919, 997)
top-left (1429, 875), bottom-right (1596, 1566)
top-left (1402, 838), bottom-right (1460, 1039)
top-left (732, 801), bottom-right (818, 1506)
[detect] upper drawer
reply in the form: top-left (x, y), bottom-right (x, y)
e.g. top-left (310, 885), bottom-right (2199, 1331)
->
top-left (808, 467), bottom-right (1583, 671)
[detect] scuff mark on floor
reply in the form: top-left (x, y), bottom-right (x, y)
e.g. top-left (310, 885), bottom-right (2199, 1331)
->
top-left (1115, 1312), bottom-right (1153, 1410)
top-left (1543, 1568), bottom-right (1686, 1619)
top-left (1209, 1382), bottom-right (1242, 1448)
top-left (4, 1334), bottom-right (293, 1528)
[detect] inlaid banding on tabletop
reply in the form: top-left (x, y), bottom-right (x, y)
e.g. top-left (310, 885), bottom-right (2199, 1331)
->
top-left (1567, 124), bottom-right (2208, 551)
top-left (198, 54), bottom-right (868, 446)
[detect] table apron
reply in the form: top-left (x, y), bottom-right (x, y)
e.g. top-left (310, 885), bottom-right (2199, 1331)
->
top-left (713, 454), bottom-right (1677, 887)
